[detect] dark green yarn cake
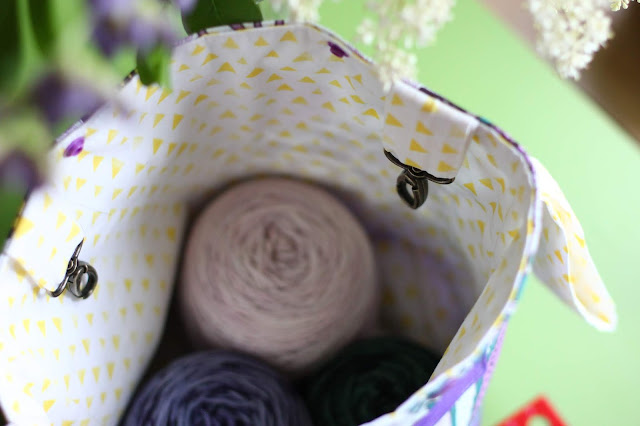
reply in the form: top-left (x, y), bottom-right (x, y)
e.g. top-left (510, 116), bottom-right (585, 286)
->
top-left (303, 336), bottom-right (441, 426)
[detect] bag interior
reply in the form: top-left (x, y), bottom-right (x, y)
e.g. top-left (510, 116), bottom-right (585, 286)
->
top-left (0, 23), bottom-right (537, 424)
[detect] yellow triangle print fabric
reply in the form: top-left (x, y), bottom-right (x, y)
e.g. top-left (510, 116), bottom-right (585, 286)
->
top-left (2, 189), bottom-right (85, 293)
top-left (382, 83), bottom-right (478, 180)
top-left (530, 158), bottom-right (616, 331)
top-left (0, 22), bottom-right (615, 426)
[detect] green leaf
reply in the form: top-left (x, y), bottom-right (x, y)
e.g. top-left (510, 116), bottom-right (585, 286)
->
top-left (0, 1), bottom-right (23, 95)
top-left (27, 0), bottom-right (57, 57)
top-left (0, 189), bottom-right (25, 248)
top-left (137, 45), bottom-right (173, 88)
top-left (0, 0), bottom-right (56, 99)
top-left (182, 0), bottom-right (263, 33)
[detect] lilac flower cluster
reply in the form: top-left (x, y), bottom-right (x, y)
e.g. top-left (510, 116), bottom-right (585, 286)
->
top-left (1, 0), bottom-right (195, 192)
top-left (90, 0), bottom-right (187, 56)
top-left (0, 150), bottom-right (41, 191)
top-left (31, 73), bottom-right (103, 125)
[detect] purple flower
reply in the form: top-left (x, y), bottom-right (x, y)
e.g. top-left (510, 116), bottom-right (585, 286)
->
top-left (92, 18), bottom-right (131, 56)
top-left (31, 74), bottom-right (103, 125)
top-left (0, 151), bottom-right (42, 191)
top-left (128, 17), bottom-right (165, 52)
top-left (89, 0), bottom-right (130, 17)
top-left (89, 0), bottom-right (178, 56)
top-left (170, 0), bottom-right (196, 12)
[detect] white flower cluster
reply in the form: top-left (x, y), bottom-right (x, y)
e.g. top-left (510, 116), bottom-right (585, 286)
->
top-left (269, 0), bottom-right (326, 22)
top-left (274, 0), bottom-right (633, 84)
top-left (528, 0), bottom-right (613, 79)
top-left (611, 0), bottom-right (635, 10)
top-left (356, 0), bottom-right (455, 87)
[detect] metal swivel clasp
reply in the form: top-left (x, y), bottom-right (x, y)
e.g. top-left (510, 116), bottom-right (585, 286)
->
top-left (384, 150), bottom-right (455, 209)
top-left (48, 241), bottom-right (98, 299)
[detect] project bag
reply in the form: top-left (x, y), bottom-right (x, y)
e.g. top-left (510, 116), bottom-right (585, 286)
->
top-left (0, 22), bottom-right (617, 426)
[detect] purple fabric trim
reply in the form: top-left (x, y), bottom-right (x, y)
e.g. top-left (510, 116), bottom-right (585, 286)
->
top-left (63, 137), bottom-right (85, 157)
top-left (470, 325), bottom-right (508, 423)
top-left (230, 23), bottom-right (245, 30)
top-left (328, 41), bottom-right (349, 58)
top-left (414, 359), bottom-right (487, 426)
top-left (253, 21), bottom-right (263, 28)
top-left (275, 20), bottom-right (285, 26)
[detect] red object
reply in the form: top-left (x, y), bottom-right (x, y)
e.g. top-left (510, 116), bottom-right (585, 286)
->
top-left (498, 396), bottom-right (567, 426)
